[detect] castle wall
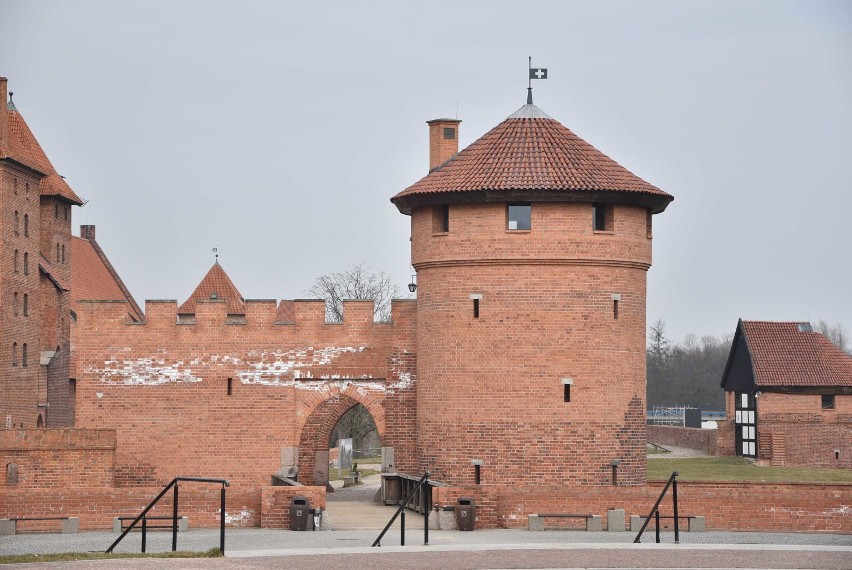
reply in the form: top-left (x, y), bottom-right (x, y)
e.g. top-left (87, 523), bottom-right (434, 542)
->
top-left (74, 298), bottom-right (416, 489)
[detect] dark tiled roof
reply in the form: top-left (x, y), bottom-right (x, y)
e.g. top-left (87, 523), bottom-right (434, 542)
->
top-left (392, 103), bottom-right (671, 211)
top-left (742, 321), bottom-right (852, 388)
top-left (71, 236), bottom-right (144, 322)
top-left (1, 106), bottom-right (83, 205)
top-left (179, 262), bottom-right (245, 315)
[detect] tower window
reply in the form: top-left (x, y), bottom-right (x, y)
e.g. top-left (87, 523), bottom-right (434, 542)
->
top-left (470, 294), bottom-right (482, 318)
top-left (822, 395), bottom-right (835, 410)
top-left (433, 205), bottom-right (449, 233)
top-left (227, 378), bottom-right (233, 396)
top-left (23, 252), bottom-right (29, 275)
top-left (22, 343), bottom-right (28, 367)
top-left (13, 293), bottom-right (18, 316)
top-left (56, 243), bottom-right (61, 262)
top-left (593, 203), bottom-right (613, 232)
top-left (613, 299), bottom-right (619, 320)
top-left (23, 294), bottom-right (28, 317)
top-left (62, 244), bottom-right (65, 263)
top-left (507, 202), bottom-right (531, 230)
top-left (443, 127), bottom-right (455, 140)
top-left (562, 378), bottom-right (573, 402)
top-left (23, 214), bottom-right (29, 237)
top-left (12, 343), bottom-right (18, 367)
top-left (54, 203), bottom-right (59, 218)
top-left (14, 250), bottom-right (18, 273)
top-left (14, 211), bottom-right (19, 235)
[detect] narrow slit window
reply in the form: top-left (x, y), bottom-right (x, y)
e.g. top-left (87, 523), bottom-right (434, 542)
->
top-left (23, 252), bottom-right (29, 275)
top-left (13, 293), bottom-right (18, 316)
top-left (227, 378), bottom-right (233, 396)
top-left (56, 243), bottom-right (61, 262)
top-left (54, 203), bottom-right (59, 218)
top-left (22, 343), bottom-right (28, 367)
top-left (613, 299), bottom-right (619, 320)
top-left (564, 384), bottom-right (571, 402)
top-left (12, 343), bottom-right (18, 367)
top-left (507, 202), bottom-right (531, 230)
top-left (23, 294), bottom-right (28, 317)
top-left (13, 250), bottom-right (18, 273)
top-left (473, 298), bottom-right (480, 318)
top-left (61, 244), bottom-right (65, 263)
top-left (23, 214), bottom-right (29, 237)
top-left (474, 464), bottom-right (481, 484)
top-left (14, 211), bottom-right (19, 235)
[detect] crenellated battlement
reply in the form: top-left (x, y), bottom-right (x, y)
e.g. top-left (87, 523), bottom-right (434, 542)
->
top-left (76, 297), bottom-right (417, 331)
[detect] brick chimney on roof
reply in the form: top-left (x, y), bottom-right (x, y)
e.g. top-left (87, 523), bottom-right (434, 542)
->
top-left (80, 225), bottom-right (96, 241)
top-left (0, 77), bottom-right (7, 154)
top-left (427, 118), bottom-right (461, 172)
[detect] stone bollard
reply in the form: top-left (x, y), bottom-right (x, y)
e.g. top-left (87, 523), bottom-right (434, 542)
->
top-left (688, 516), bottom-right (706, 532)
top-left (629, 515), bottom-right (643, 532)
top-left (61, 517), bottom-right (79, 534)
top-left (527, 514), bottom-right (544, 531)
top-left (607, 509), bottom-right (625, 532)
top-left (586, 515), bottom-right (603, 532)
top-left (0, 519), bottom-right (16, 536)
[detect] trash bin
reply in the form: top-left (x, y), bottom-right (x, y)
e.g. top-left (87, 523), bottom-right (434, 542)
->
top-left (290, 496), bottom-right (310, 531)
top-left (456, 497), bottom-right (476, 531)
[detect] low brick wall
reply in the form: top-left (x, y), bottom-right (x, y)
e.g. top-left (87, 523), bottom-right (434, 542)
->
top-left (260, 486), bottom-right (326, 529)
top-left (648, 425), bottom-right (717, 454)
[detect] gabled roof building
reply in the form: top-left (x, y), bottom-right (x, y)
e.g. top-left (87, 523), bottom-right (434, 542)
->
top-left (719, 319), bottom-right (852, 467)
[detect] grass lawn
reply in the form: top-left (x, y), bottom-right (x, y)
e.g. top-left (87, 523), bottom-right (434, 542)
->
top-left (648, 455), bottom-right (852, 483)
top-left (327, 467), bottom-right (380, 481)
top-left (0, 548), bottom-right (221, 565)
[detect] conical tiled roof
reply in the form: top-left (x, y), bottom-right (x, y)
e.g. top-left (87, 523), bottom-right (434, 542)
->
top-left (1, 101), bottom-right (83, 205)
top-left (178, 262), bottom-right (245, 315)
top-left (392, 103), bottom-right (672, 214)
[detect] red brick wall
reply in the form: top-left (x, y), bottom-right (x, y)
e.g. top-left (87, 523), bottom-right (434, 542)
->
top-left (435, 482), bottom-right (852, 532)
top-left (412, 202), bottom-right (650, 487)
top-left (74, 298), bottom-right (417, 490)
top-left (648, 425), bottom-right (718, 454)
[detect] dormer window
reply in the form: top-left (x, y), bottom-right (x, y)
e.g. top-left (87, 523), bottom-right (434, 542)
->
top-left (507, 203), bottom-right (531, 231)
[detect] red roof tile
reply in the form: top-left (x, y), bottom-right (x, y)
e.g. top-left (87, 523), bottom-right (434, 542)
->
top-left (1, 106), bottom-right (83, 205)
top-left (39, 256), bottom-right (69, 291)
top-left (392, 103), bottom-right (672, 213)
top-left (71, 236), bottom-right (144, 322)
top-left (179, 262), bottom-right (245, 315)
top-left (741, 321), bottom-right (852, 388)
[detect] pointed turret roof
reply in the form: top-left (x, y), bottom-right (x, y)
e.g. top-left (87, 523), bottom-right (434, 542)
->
top-left (178, 262), bottom-right (245, 315)
top-left (0, 99), bottom-right (84, 205)
top-left (392, 103), bottom-right (672, 214)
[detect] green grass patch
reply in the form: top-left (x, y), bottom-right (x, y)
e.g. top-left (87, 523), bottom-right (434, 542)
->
top-left (0, 547), bottom-right (221, 565)
top-left (327, 467), bottom-right (380, 481)
top-left (648, 456), bottom-right (852, 483)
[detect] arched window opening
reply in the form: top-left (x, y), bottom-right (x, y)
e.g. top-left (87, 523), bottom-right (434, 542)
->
top-left (12, 343), bottom-right (18, 367)
top-left (23, 252), bottom-right (28, 275)
top-left (36, 415), bottom-right (44, 428)
top-left (22, 343), bottom-right (28, 367)
top-left (23, 214), bottom-right (29, 237)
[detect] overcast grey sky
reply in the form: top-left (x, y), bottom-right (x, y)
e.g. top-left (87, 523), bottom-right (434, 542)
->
top-left (2, 0), bottom-right (850, 342)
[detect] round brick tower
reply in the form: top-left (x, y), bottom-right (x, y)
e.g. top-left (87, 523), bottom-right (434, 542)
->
top-left (391, 102), bottom-right (672, 508)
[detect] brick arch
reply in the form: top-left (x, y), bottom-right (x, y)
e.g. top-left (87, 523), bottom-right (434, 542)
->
top-left (296, 387), bottom-right (385, 486)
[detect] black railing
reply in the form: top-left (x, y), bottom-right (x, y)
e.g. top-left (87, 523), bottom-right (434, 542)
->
top-left (372, 471), bottom-right (430, 547)
top-left (106, 477), bottom-right (230, 555)
top-left (634, 471), bottom-right (679, 544)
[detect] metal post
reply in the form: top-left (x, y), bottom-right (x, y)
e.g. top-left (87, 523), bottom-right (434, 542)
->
top-left (220, 485), bottom-right (226, 555)
top-left (655, 511), bottom-right (660, 543)
top-left (672, 477), bottom-right (680, 544)
top-left (172, 482), bottom-right (179, 552)
top-left (141, 517), bottom-right (147, 553)
top-left (400, 511), bottom-right (405, 546)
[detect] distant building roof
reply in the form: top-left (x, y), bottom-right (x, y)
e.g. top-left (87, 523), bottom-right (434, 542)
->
top-left (1, 101), bottom-right (84, 205)
top-left (179, 262), bottom-right (245, 315)
top-left (723, 320), bottom-right (852, 390)
top-left (392, 103), bottom-right (672, 214)
top-left (71, 234), bottom-right (144, 322)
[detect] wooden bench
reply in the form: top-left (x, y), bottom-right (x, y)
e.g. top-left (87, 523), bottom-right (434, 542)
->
top-left (113, 516), bottom-right (189, 533)
top-left (528, 513), bottom-right (603, 532)
top-left (0, 516), bottom-right (79, 535)
top-left (630, 514), bottom-right (705, 532)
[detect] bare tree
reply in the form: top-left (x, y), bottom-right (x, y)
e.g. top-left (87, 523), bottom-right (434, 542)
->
top-left (815, 320), bottom-right (851, 355)
top-left (328, 404), bottom-right (378, 450)
top-left (307, 264), bottom-right (405, 323)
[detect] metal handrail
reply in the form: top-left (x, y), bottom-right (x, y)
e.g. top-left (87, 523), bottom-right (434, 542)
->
top-left (633, 471), bottom-right (680, 544)
top-left (372, 471), bottom-right (430, 547)
top-left (106, 476), bottom-right (230, 554)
